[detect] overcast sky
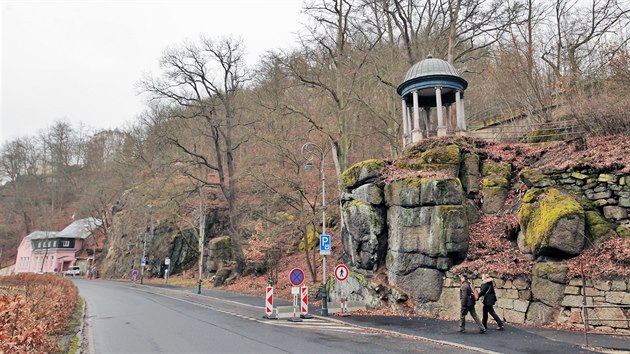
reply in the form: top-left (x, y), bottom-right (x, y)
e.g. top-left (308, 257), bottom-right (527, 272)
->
top-left (0, 0), bottom-right (304, 147)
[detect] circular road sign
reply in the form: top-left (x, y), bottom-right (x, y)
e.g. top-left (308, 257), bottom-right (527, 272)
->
top-left (131, 270), bottom-right (139, 278)
top-left (289, 268), bottom-right (305, 286)
top-left (334, 264), bottom-right (349, 281)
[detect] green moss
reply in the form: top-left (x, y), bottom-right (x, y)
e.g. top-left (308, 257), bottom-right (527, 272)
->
top-left (585, 211), bottom-right (612, 241)
top-left (616, 225), bottom-right (630, 238)
top-left (352, 272), bottom-right (369, 287)
top-left (344, 200), bottom-right (381, 230)
top-left (482, 176), bottom-right (509, 188)
top-left (419, 145), bottom-right (461, 165)
top-left (523, 188), bottom-right (544, 203)
top-left (523, 128), bottom-right (565, 143)
top-left (535, 263), bottom-right (563, 275)
top-left (521, 188), bottom-right (584, 253)
top-left (520, 169), bottom-right (545, 183)
top-left (482, 162), bottom-right (512, 179)
top-left (341, 159), bottom-right (385, 188)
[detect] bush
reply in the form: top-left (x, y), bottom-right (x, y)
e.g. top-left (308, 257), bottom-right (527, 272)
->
top-left (0, 273), bottom-right (79, 353)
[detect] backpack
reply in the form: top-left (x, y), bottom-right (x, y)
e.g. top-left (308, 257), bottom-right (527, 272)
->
top-left (469, 281), bottom-right (479, 301)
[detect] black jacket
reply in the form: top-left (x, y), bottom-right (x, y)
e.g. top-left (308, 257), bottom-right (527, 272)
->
top-left (479, 280), bottom-right (497, 306)
top-left (460, 281), bottom-right (476, 307)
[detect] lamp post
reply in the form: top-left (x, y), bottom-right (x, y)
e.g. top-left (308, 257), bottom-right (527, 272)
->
top-left (141, 207), bottom-right (153, 285)
top-left (301, 142), bottom-right (328, 316)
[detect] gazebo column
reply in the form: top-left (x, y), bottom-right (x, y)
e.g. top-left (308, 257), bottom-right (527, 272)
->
top-left (423, 107), bottom-right (431, 137)
top-left (412, 90), bottom-right (423, 143)
top-left (456, 90), bottom-right (467, 132)
top-left (401, 99), bottom-right (409, 146)
top-left (436, 87), bottom-right (447, 137)
top-left (446, 104), bottom-right (452, 134)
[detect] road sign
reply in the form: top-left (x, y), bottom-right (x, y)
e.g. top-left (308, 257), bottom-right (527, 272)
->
top-left (141, 257), bottom-right (147, 266)
top-left (165, 257), bottom-right (170, 266)
top-left (131, 269), bottom-right (139, 278)
top-left (334, 264), bottom-right (349, 281)
top-left (320, 234), bottom-right (331, 255)
top-left (289, 268), bottom-right (305, 286)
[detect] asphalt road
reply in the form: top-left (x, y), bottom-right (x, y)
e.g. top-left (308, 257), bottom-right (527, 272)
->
top-left (75, 280), bottom-right (472, 354)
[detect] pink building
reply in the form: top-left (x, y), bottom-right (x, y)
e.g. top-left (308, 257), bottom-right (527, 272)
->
top-left (14, 218), bottom-right (103, 275)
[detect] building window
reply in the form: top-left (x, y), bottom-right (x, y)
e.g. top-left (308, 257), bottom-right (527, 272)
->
top-left (38, 242), bottom-right (42, 248)
top-left (62, 241), bottom-right (70, 247)
top-left (53, 241), bottom-right (57, 247)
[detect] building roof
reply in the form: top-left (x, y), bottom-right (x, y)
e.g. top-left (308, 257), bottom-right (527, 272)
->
top-left (27, 231), bottom-right (58, 240)
top-left (403, 55), bottom-right (462, 81)
top-left (56, 218), bottom-right (103, 239)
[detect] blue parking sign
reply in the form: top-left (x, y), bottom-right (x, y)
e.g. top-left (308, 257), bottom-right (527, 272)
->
top-left (320, 234), bottom-right (331, 255)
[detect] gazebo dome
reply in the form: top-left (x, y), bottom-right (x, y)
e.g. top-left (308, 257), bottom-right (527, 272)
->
top-left (396, 55), bottom-right (468, 102)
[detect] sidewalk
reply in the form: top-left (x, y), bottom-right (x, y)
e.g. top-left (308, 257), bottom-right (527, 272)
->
top-left (143, 282), bottom-right (630, 354)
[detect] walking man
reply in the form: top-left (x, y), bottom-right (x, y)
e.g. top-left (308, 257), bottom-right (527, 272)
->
top-left (459, 274), bottom-right (486, 333)
top-left (479, 273), bottom-right (505, 330)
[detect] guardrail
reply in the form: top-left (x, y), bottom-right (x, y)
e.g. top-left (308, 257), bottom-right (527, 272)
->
top-left (581, 304), bottom-right (630, 348)
top-left (467, 119), bottom-right (587, 143)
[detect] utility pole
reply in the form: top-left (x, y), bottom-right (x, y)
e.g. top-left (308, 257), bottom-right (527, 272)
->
top-left (198, 188), bottom-right (205, 294)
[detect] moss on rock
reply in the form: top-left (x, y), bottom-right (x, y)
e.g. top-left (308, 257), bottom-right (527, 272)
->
top-left (341, 159), bottom-right (386, 189)
top-left (585, 211), bottom-right (612, 242)
top-left (482, 162), bottom-right (512, 179)
top-left (482, 176), bottom-right (509, 188)
top-left (518, 188), bottom-right (585, 255)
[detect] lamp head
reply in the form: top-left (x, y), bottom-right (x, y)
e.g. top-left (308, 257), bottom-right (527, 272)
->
top-left (305, 161), bottom-right (315, 171)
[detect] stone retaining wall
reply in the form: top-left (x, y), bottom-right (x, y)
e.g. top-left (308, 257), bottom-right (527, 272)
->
top-left (434, 272), bottom-right (630, 333)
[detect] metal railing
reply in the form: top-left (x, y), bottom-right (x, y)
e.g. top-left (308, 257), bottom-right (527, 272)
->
top-left (581, 304), bottom-right (630, 348)
top-left (467, 119), bottom-right (587, 143)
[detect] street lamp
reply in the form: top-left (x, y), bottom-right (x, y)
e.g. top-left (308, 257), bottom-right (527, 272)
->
top-left (301, 142), bottom-right (328, 316)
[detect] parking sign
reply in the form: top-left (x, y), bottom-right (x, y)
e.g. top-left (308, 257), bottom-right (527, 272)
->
top-left (320, 234), bottom-right (331, 255)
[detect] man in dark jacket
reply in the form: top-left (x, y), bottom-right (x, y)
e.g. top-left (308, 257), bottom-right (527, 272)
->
top-left (478, 273), bottom-right (505, 330)
top-left (459, 274), bottom-right (486, 333)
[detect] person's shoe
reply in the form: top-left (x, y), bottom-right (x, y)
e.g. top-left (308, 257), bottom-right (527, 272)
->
top-left (479, 328), bottom-right (487, 334)
top-left (496, 326), bottom-right (504, 331)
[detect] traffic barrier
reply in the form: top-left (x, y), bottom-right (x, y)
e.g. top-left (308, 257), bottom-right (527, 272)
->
top-left (262, 286), bottom-right (278, 319)
top-left (300, 286), bottom-right (313, 319)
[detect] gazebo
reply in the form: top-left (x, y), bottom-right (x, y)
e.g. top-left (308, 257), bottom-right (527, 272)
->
top-left (396, 55), bottom-right (468, 146)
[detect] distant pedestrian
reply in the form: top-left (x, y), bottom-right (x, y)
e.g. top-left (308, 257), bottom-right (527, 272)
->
top-left (458, 274), bottom-right (486, 333)
top-left (479, 273), bottom-right (504, 331)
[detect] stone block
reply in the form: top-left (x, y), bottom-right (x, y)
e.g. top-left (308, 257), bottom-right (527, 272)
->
top-left (605, 292), bottom-right (627, 304)
top-left (352, 183), bottom-right (384, 205)
top-left (611, 281), bottom-right (627, 291)
top-left (444, 278), bottom-right (454, 287)
top-left (620, 197), bottom-right (630, 208)
top-left (590, 307), bottom-right (629, 329)
top-left (504, 309), bottom-right (526, 324)
top-left (598, 174), bottom-right (618, 183)
top-left (562, 295), bottom-right (593, 307)
top-left (513, 277), bottom-right (529, 290)
top-left (501, 288), bottom-right (519, 300)
top-left (593, 191), bottom-right (612, 199)
top-left (594, 185), bottom-right (607, 193)
top-left (564, 286), bottom-right (581, 295)
top-left (571, 172), bottom-right (589, 180)
top-left (603, 206), bottom-right (628, 220)
top-left (594, 280), bottom-right (613, 291)
top-left (585, 287), bottom-right (602, 297)
top-left (494, 278), bottom-right (506, 288)
top-left (502, 280), bottom-right (513, 289)
top-left (570, 308), bottom-right (583, 323)
top-left (436, 287), bottom-right (461, 320)
top-left (497, 298), bottom-right (514, 310)
top-left (526, 302), bottom-right (557, 324)
top-left (569, 279), bottom-right (584, 286)
top-left (519, 290), bottom-right (532, 301)
top-left (514, 299), bottom-right (530, 312)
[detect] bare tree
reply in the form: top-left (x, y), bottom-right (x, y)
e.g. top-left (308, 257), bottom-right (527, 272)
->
top-left (141, 36), bottom-right (249, 272)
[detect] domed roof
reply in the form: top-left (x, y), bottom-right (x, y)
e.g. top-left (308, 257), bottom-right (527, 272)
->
top-left (403, 55), bottom-right (462, 81)
top-left (396, 54), bottom-right (468, 99)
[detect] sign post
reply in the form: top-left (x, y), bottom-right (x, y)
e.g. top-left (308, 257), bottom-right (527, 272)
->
top-left (319, 234), bottom-right (331, 316)
top-left (334, 264), bottom-right (350, 316)
top-left (289, 268), bottom-right (305, 322)
top-left (131, 269), bottom-right (139, 286)
top-left (164, 257), bottom-right (171, 284)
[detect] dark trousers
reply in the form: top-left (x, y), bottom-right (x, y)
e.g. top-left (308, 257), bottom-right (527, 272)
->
top-left (460, 305), bottom-right (484, 330)
top-left (482, 304), bottom-right (504, 328)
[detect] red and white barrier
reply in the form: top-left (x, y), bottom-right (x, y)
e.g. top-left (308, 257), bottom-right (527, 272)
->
top-left (300, 286), bottom-right (308, 314)
top-left (263, 286), bottom-right (278, 319)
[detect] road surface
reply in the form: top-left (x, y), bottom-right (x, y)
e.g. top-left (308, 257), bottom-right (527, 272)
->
top-left (75, 280), bottom-right (471, 354)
